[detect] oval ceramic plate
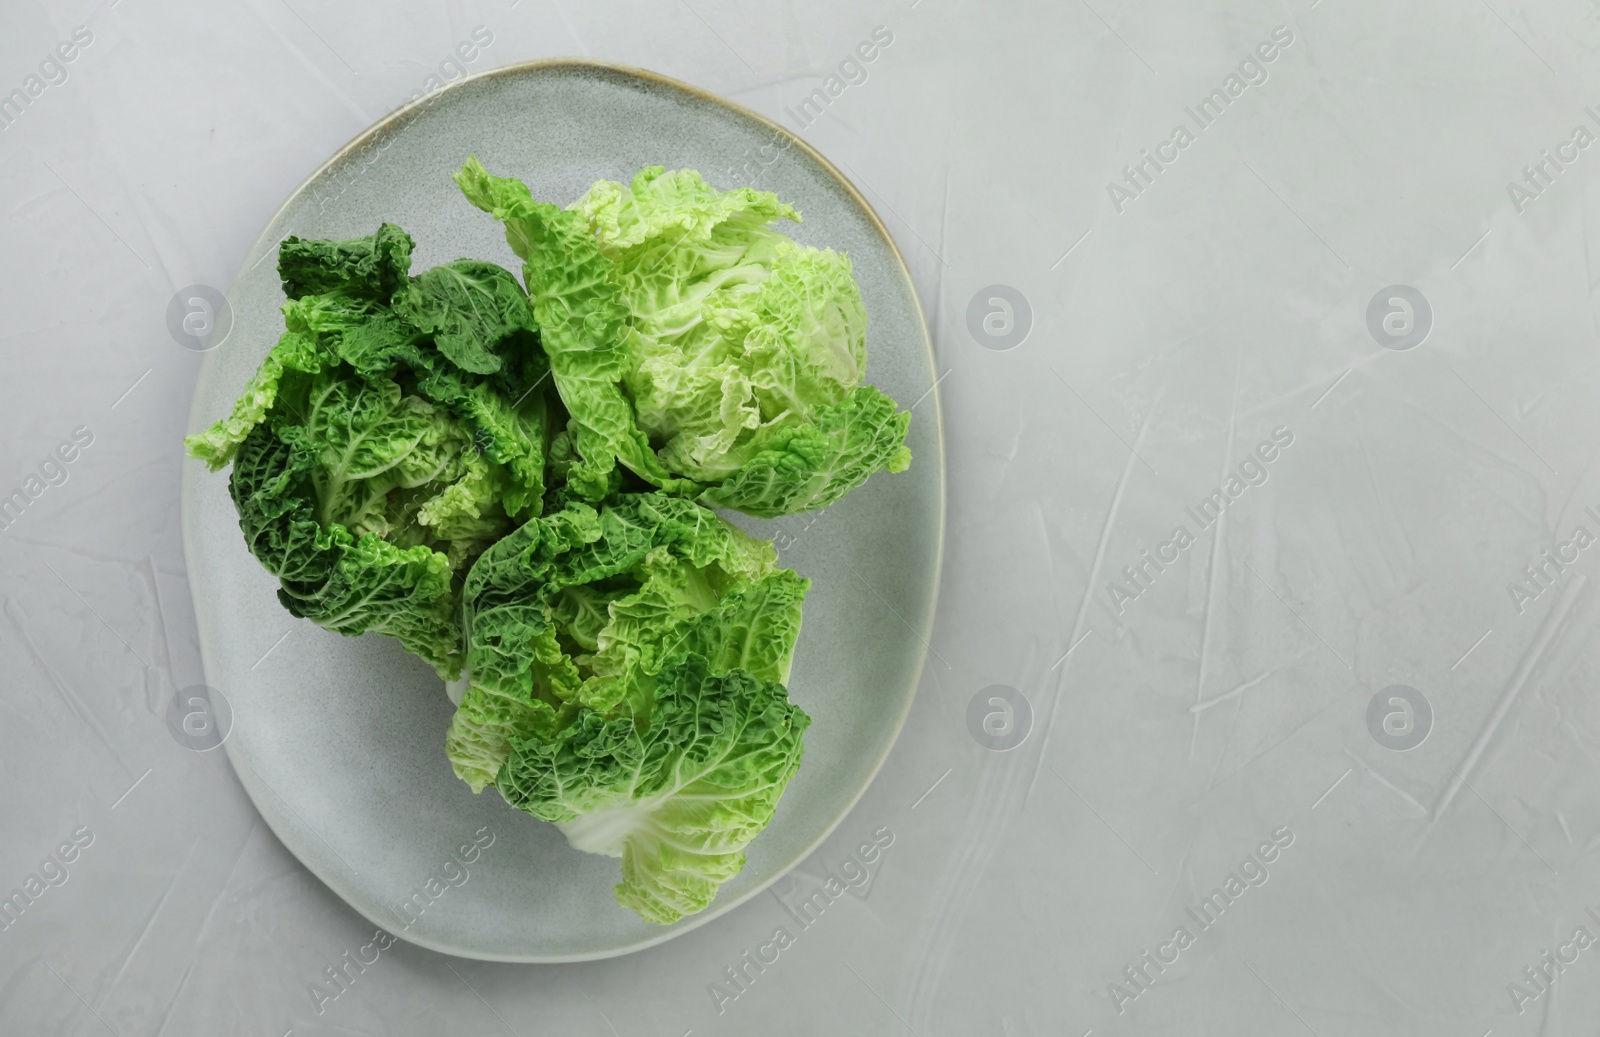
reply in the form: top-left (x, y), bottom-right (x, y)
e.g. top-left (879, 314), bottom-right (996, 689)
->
top-left (182, 59), bottom-right (943, 961)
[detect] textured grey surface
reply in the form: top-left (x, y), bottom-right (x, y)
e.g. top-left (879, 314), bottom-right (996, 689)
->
top-left (183, 60), bottom-right (943, 962)
top-left (5, 0), bottom-right (1600, 1034)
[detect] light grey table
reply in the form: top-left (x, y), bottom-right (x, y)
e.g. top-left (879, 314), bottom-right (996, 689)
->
top-left (3, 1), bottom-right (1598, 1034)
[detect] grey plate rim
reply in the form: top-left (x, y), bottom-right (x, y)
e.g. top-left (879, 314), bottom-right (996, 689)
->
top-left (182, 56), bottom-right (946, 962)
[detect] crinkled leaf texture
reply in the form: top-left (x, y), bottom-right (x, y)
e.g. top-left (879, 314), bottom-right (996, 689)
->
top-left (444, 491), bottom-right (805, 791)
top-left (185, 327), bottom-right (332, 471)
top-left (228, 418), bottom-right (465, 676)
top-left (455, 158), bottom-right (689, 501)
top-left (185, 224), bottom-right (558, 675)
top-left (455, 157), bottom-right (912, 517)
top-left (698, 383), bottom-right (912, 517)
top-left (443, 491), bottom-right (812, 924)
top-left (187, 203), bottom-right (856, 927)
top-left (499, 654), bottom-right (810, 925)
top-left (278, 221), bottom-right (414, 302)
top-left (392, 259), bottom-right (530, 375)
